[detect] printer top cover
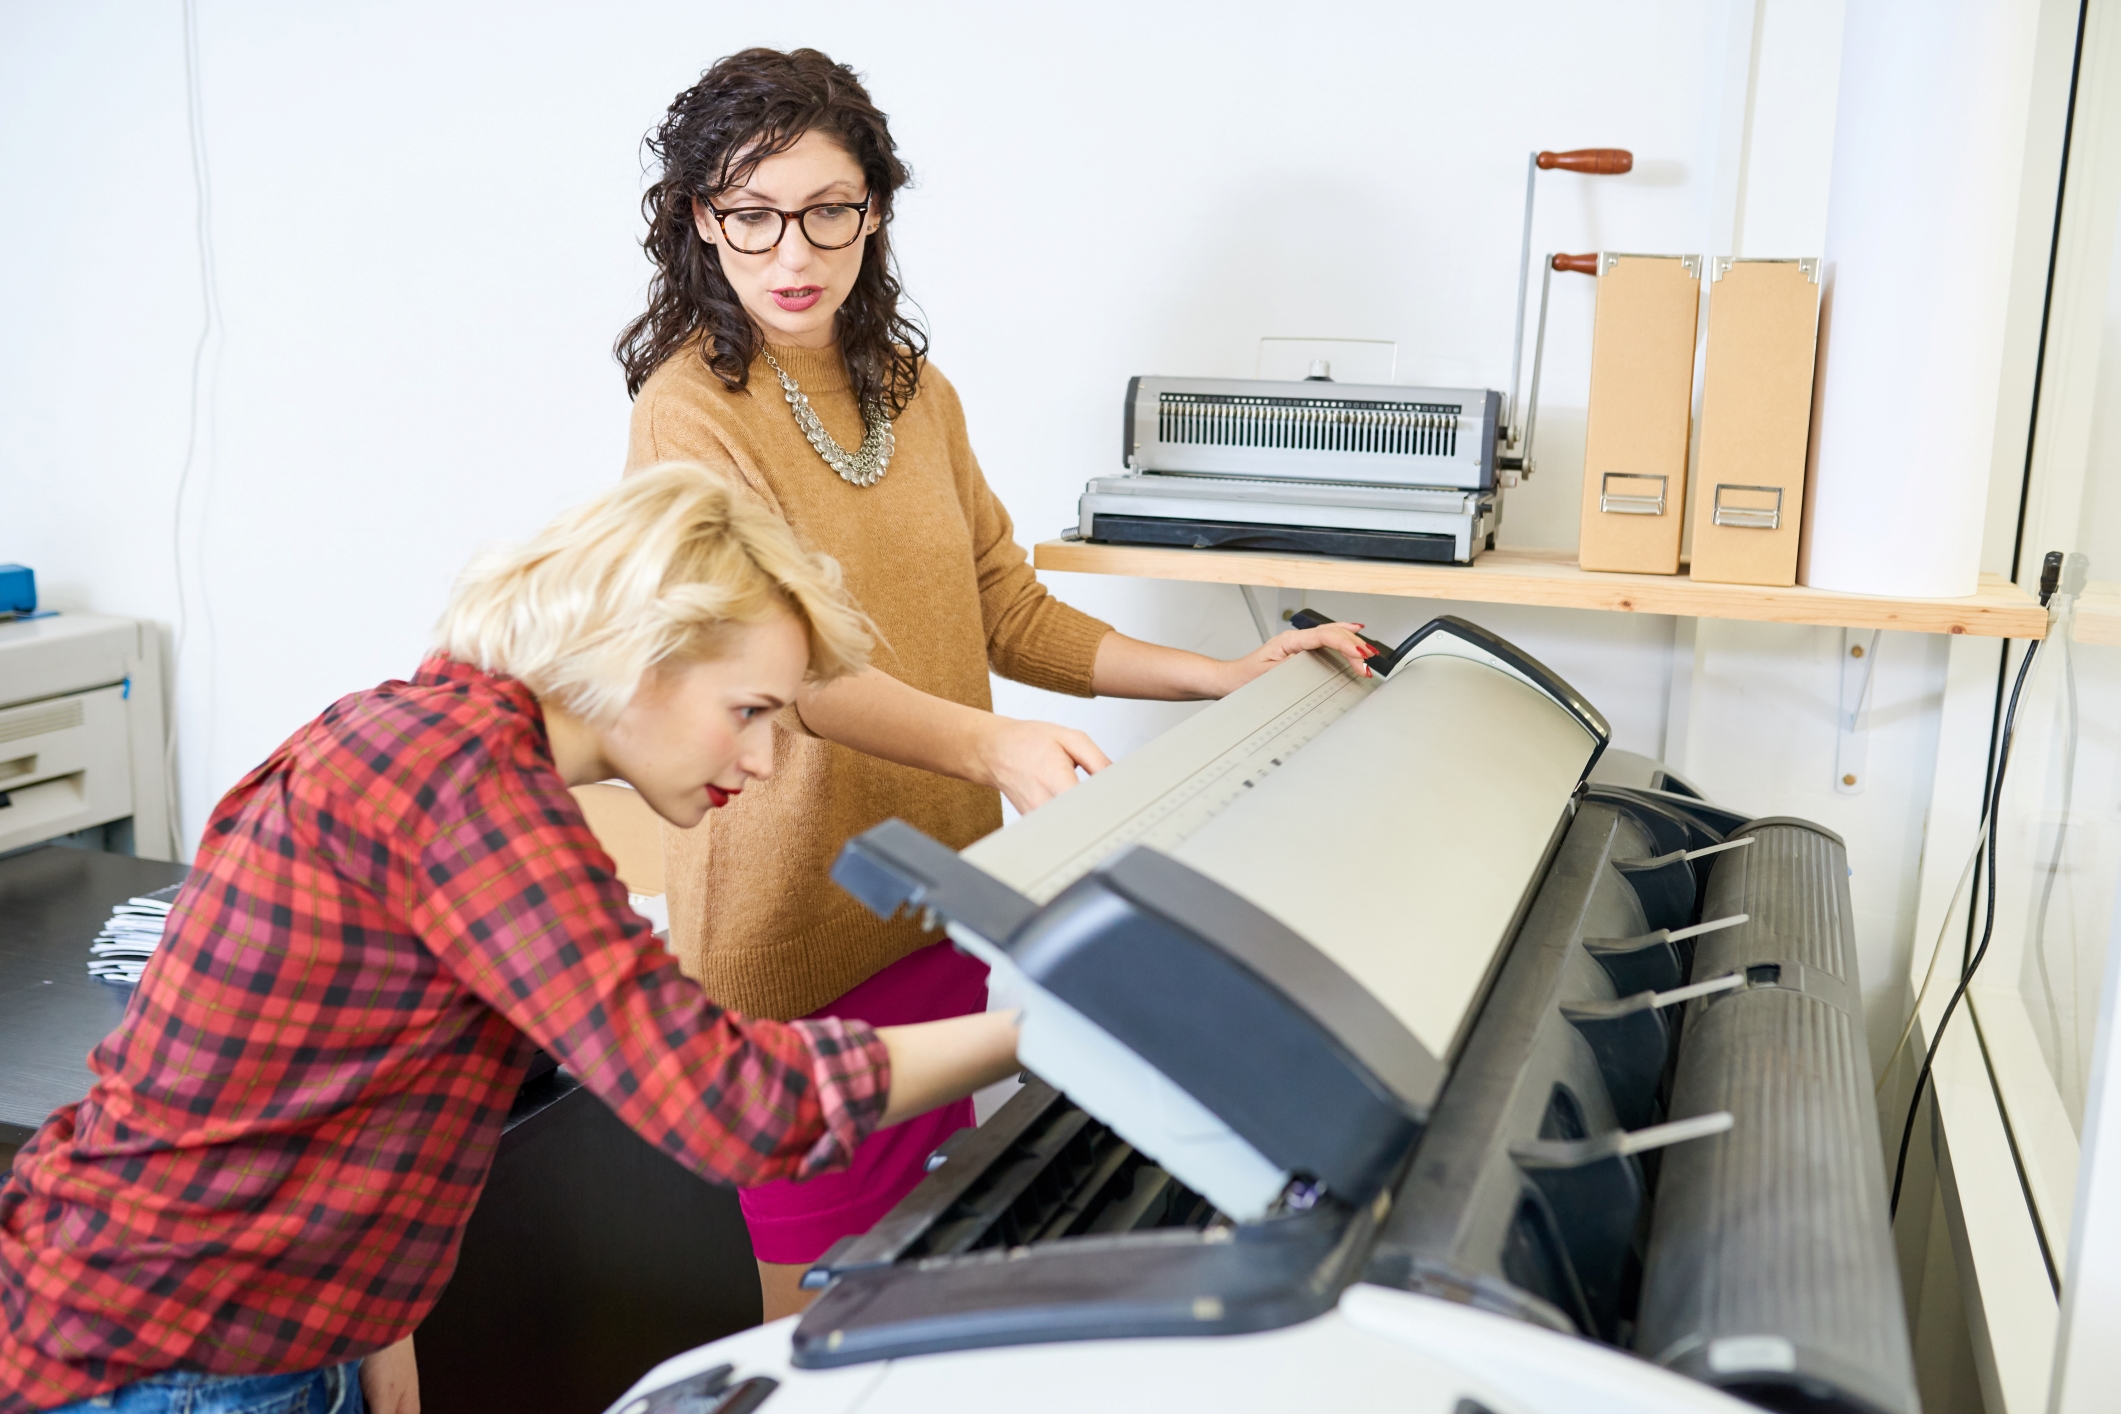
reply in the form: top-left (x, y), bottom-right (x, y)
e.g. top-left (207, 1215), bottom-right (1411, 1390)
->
top-left (971, 634), bottom-right (1601, 1063)
top-left (841, 618), bottom-right (1610, 1219)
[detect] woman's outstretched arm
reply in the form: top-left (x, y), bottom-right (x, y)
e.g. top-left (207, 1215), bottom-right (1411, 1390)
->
top-left (1088, 623), bottom-right (1376, 700)
top-left (875, 1011), bottom-right (1022, 1127)
top-left (799, 669), bottom-right (1112, 813)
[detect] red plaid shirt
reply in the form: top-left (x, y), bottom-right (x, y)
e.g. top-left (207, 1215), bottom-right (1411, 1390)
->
top-left (0, 658), bottom-right (890, 1411)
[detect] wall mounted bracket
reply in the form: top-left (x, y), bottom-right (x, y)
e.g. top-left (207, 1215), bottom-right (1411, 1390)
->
top-left (1239, 585), bottom-right (1310, 645)
top-left (1836, 629), bottom-right (1880, 795)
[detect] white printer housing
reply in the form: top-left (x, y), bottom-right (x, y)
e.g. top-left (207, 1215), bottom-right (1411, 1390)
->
top-left (0, 614), bottom-right (174, 860)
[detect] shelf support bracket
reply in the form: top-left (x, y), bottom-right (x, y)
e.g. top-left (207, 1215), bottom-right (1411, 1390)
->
top-left (1662, 617), bottom-right (1701, 776)
top-left (1238, 585), bottom-right (1307, 645)
top-left (1836, 628), bottom-right (1881, 795)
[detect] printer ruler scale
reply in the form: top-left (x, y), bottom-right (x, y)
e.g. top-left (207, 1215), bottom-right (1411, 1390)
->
top-left (963, 649), bottom-right (1373, 905)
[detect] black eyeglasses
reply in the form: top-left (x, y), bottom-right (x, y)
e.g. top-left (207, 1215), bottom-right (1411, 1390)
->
top-left (704, 197), bottom-right (872, 254)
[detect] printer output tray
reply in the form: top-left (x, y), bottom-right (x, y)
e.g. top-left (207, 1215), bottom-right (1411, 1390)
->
top-left (791, 1078), bottom-right (1382, 1368)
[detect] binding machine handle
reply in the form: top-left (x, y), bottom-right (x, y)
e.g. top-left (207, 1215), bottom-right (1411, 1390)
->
top-left (1538, 148), bottom-right (1635, 175)
top-left (1506, 147), bottom-right (1636, 475)
top-left (1551, 252), bottom-right (1601, 275)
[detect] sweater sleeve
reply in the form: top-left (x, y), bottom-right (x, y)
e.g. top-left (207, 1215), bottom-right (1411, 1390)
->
top-left (932, 373), bottom-right (1113, 697)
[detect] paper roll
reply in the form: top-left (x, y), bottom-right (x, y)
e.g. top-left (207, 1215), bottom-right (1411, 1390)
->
top-left (1800, 0), bottom-right (2045, 597)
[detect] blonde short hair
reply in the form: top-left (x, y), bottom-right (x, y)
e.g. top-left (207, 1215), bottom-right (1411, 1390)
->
top-left (435, 463), bottom-right (872, 724)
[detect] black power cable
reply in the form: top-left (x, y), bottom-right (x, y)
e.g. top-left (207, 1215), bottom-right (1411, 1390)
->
top-left (1889, 550), bottom-right (2065, 1217)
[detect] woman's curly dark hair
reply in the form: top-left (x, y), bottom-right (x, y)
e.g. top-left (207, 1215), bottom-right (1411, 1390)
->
top-left (615, 48), bottom-right (926, 415)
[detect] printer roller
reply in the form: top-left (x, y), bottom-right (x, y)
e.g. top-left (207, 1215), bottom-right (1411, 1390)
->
top-left (1635, 821), bottom-right (1918, 1414)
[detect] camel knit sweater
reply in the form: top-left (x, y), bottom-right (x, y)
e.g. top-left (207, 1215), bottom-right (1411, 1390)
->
top-left (626, 342), bottom-right (1112, 1020)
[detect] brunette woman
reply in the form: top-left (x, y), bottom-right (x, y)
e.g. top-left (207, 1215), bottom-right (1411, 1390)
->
top-left (0, 467), bottom-right (1019, 1414)
top-left (616, 48), bottom-right (1375, 1318)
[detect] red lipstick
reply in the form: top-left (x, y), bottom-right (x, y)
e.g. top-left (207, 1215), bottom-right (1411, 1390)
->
top-left (706, 784), bottom-right (742, 809)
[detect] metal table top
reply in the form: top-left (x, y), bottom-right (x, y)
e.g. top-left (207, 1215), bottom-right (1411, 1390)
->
top-left (0, 846), bottom-right (186, 1143)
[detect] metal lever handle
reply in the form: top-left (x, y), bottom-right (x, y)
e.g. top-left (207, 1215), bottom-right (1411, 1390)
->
top-left (1508, 148), bottom-right (1634, 444)
top-left (1681, 837), bottom-right (1754, 862)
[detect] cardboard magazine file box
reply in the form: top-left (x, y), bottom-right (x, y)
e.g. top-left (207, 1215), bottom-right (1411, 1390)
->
top-left (1576, 253), bottom-right (1703, 574)
top-left (1687, 257), bottom-right (1824, 586)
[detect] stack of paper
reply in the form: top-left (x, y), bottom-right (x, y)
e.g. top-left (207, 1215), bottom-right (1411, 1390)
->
top-left (83, 882), bottom-right (661, 984)
top-left (87, 882), bottom-right (185, 984)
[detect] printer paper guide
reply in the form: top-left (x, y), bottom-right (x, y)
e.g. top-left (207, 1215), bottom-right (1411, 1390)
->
top-left (946, 921), bottom-right (1289, 1222)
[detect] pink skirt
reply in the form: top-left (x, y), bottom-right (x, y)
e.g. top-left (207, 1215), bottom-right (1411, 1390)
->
top-left (738, 939), bottom-right (990, 1263)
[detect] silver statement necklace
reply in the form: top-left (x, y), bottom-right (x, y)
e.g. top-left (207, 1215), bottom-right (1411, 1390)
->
top-left (761, 351), bottom-right (895, 488)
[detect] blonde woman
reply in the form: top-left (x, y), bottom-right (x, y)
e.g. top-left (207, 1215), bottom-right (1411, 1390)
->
top-left (0, 466), bottom-right (1020, 1414)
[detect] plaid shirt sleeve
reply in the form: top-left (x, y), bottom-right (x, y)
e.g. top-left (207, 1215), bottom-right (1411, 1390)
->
top-left (407, 742), bottom-right (891, 1184)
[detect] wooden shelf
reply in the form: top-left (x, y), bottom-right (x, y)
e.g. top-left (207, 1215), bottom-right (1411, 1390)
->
top-left (2076, 581), bottom-right (2121, 647)
top-left (1032, 540), bottom-right (2050, 640)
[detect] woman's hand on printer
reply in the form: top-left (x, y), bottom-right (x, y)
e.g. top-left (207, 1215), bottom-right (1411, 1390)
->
top-left (963, 622), bottom-right (1374, 810)
top-left (1090, 621), bottom-right (1378, 701)
top-left (801, 666), bottom-right (1113, 815)
top-left (971, 714), bottom-right (1114, 813)
top-left (1214, 621), bottom-right (1378, 693)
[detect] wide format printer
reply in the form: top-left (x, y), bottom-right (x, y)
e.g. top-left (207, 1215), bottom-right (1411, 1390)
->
top-left (607, 618), bottom-right (1916, 1414)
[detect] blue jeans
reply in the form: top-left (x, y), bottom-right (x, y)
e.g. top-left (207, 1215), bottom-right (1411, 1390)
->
top-left (46, 1363), bottom-right (362, 1414)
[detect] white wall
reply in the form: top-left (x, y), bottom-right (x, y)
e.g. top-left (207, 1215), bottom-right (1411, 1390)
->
top-left (3, 0), bottom-right (1725, 792)
top-left (5, 0), bottom-right (1948, 1059)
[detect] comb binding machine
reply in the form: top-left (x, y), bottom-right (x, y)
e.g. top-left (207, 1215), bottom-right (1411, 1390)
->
top-left (1079, 375), bottom-right (1505, 564)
